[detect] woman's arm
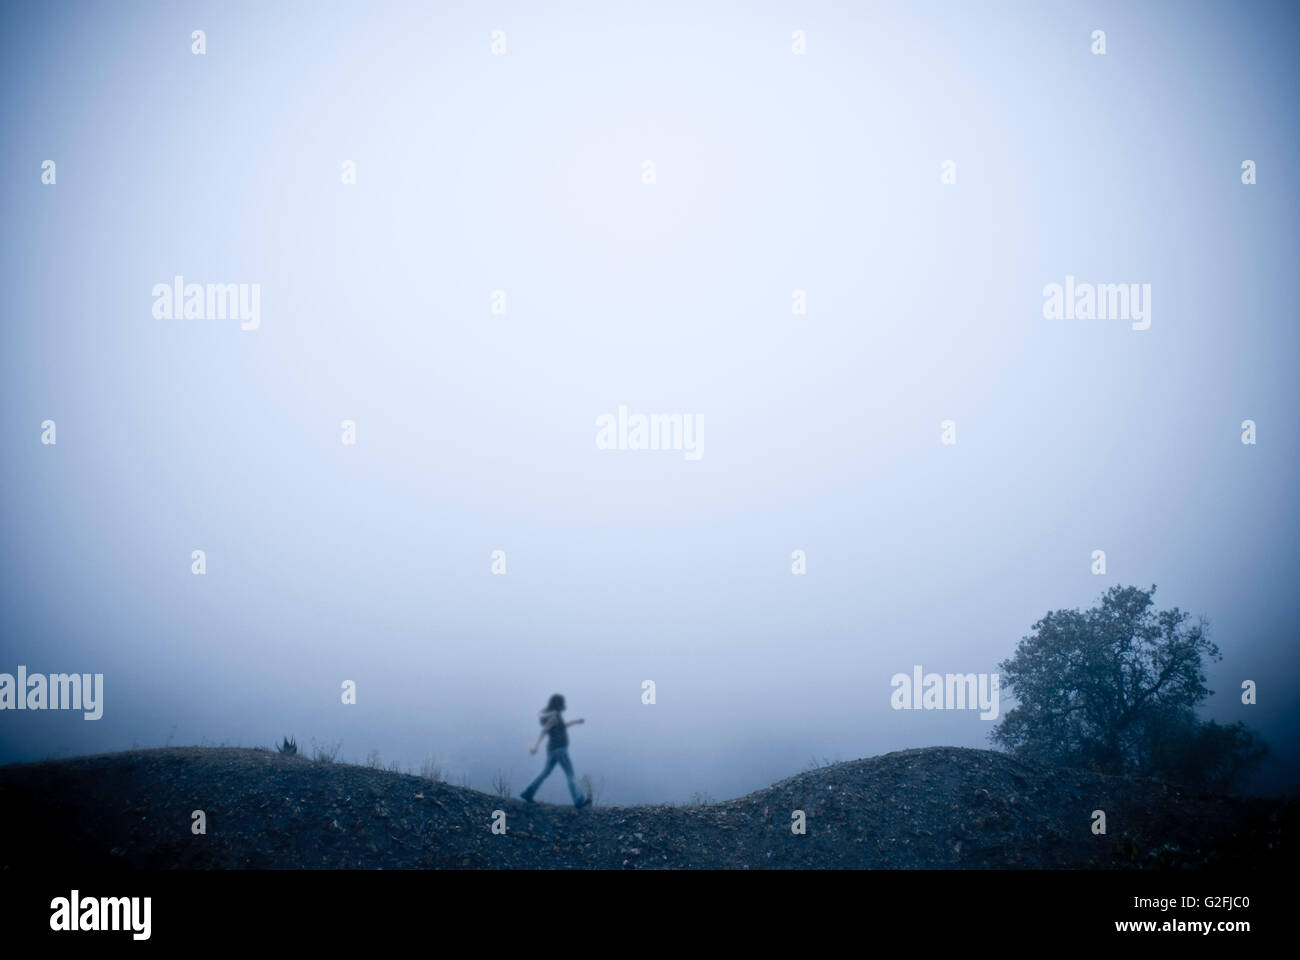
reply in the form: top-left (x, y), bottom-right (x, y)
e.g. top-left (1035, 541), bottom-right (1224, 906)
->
top-left (530, 714), bottom-right (559, 753)
top-left (565, 718), bottom-right (584, 727)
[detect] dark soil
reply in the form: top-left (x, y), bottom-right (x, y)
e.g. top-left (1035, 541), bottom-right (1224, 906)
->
top-left (0, 746), bottom-right (1291, 869)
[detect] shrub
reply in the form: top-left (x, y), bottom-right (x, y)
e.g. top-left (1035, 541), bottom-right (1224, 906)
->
top-left (419, 756), bottom-right (444, 783)
top-left (579, 773), bottom-right (605, 806)
top-left (490, 770), bottom-right (513, 799)
top-left (311, 738), bottom-right (342, 764)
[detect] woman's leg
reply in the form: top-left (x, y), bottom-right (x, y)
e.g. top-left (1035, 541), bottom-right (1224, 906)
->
top-left (554, 748), bottom-right (584, 806)
top-left (521, 751), bottom-right (558, 801)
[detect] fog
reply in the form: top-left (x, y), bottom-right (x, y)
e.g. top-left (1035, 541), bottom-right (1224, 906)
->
top-left (2, 0), bottom-right (1297, 803)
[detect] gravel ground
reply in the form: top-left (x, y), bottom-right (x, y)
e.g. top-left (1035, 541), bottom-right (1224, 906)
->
top-left (0, 746), bottom-right (1291, 869)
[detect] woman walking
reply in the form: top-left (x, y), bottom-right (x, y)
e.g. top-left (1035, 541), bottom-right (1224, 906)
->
top-left (520, 693), bottom-right (588, 807)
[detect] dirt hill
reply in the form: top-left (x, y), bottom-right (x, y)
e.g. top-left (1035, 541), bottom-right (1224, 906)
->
top-left (0, 746), bottom-right (1290, 869)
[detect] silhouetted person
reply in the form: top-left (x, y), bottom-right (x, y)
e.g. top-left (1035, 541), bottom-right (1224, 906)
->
top-left (520, 693), bottom-right (587, 807)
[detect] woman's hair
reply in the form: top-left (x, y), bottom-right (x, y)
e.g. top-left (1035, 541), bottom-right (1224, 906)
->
top-left (545, 693), bottom-right (566, 713)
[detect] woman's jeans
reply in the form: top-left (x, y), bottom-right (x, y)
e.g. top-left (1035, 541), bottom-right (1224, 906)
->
top-left (522, 747), bottom-right (584, 805)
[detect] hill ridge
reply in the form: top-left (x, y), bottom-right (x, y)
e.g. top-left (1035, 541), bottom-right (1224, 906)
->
top-left (0, 745), bottom-right (1290, 869)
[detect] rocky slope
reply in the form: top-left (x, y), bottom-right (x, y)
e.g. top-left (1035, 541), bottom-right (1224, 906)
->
top-left (0, 746), bottom-right (1290, 869)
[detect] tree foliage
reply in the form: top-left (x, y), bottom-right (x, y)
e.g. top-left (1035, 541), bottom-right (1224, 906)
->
top-left (991, 585), bottom-right (1265, 790)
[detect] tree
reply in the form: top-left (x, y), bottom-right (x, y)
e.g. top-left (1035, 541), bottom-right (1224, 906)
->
top-left (991, 585), bottom-right (1265, 789)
